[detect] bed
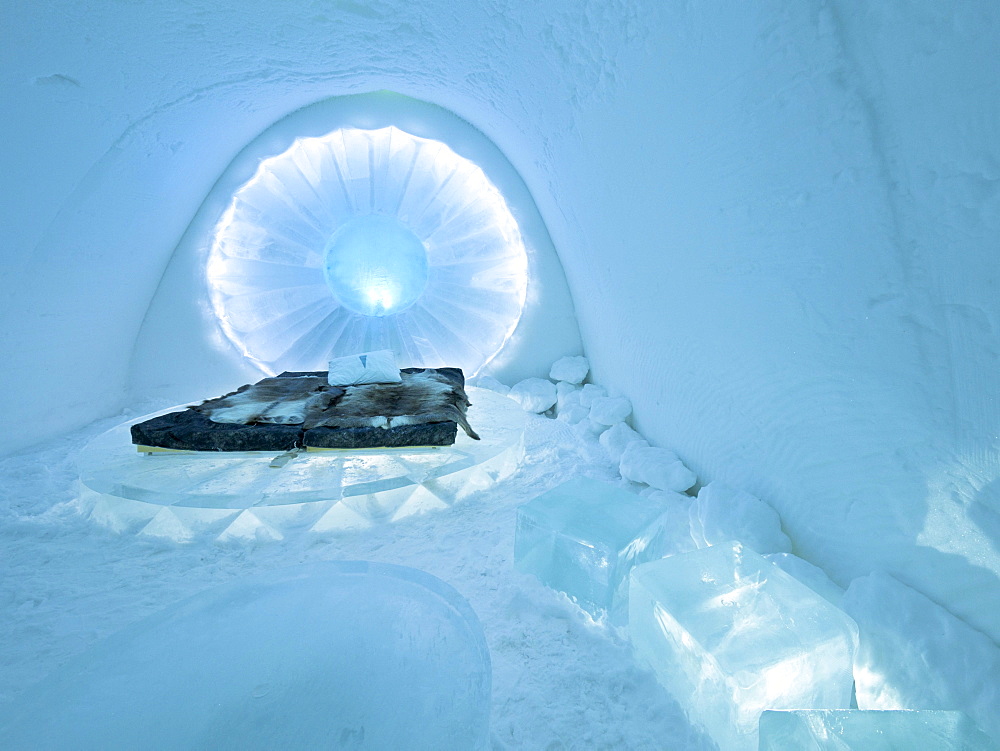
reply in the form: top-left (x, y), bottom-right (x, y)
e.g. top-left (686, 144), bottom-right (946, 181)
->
top-left (130, 367), bottom-right (479, 452)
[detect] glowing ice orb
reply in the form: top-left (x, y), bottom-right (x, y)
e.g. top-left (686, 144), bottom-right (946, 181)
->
top-left (207, 126), bottom-right (528, 375)
top-left (323, 214), bottom-right (429, 317)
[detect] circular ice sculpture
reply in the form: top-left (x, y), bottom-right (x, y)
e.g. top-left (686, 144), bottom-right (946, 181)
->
top-left (0, 562), bottom-right (492, 750)
top-left (207, 125), bottom-right (528, 375)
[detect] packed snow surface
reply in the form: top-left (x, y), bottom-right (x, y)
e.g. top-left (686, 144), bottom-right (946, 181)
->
top-left (3, 367), bottom-right (999, 748)
top-left (0, 404), bottom-right (713, 750)
top-left (5, 0), bottom-right (1000, 660)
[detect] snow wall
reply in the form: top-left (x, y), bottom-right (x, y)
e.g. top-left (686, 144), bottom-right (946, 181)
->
top-left (3, 1), bottom-right (1000, 644)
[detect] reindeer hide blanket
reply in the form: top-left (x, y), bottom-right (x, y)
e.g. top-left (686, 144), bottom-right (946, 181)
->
top-left (131, 367), bottom-right (479, 451)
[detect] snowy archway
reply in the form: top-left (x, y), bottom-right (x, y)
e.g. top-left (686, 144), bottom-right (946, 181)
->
top-left (129, 91), bottom-right (581, 399)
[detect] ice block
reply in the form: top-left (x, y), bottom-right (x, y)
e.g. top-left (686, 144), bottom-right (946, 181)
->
top-left (629, 542), bottom-right (859, 751)
top-left (841, 571), bottom-right (1000, 743)
top-left (758, 709), bottom-right (995, 750)
top-left (0, 561), bottom-right (492, 751)
top-left (514, 477), bottom-right (691, 622)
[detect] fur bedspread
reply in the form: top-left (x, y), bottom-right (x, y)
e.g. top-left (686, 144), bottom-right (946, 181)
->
top-left (192, 376), bottom-right (336, 425)
top-left (192, 369), bottom-right (480, 440)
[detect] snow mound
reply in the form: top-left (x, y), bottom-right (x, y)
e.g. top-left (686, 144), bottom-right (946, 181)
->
top-left (509, 378), bottom-right (558, 413)
top-left (619, 444), bottom-right (696, 493)
top-left (589, 395), bottom-right (632, 426)
top-left (549, 356), bottom-right (589, 384)
top-left (578, 383), bottom-right (607, 408)
top-left (689, 482), bottom-right (791, 554)
top-left (600, 422), bottom-right (649, 463)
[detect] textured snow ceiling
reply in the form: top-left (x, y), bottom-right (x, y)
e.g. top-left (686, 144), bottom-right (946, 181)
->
top-left (3, 0), bottom-right (1000, 645)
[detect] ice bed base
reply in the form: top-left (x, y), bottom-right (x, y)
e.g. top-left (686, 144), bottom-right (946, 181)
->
top-left (130, 410), bottom-right (459, 452)
top-left (77, 388), bottom-right (527, 543)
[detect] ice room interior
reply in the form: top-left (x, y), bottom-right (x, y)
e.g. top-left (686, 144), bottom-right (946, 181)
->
top-left (2, 1), bottom-right (1000, 749)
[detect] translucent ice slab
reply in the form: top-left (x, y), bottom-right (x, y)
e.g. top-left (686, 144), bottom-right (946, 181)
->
top-left (841, 571), bottom-right (1000, 743)
top-left (760, 709), bottom-right (995, 751)
top-left (758, 709), bottom-right (995, 750)
top-left (514, 477), bottom-right (692, 622)
top-left (629, 542), bottom-right (858, 751)
top-left (0, 561), bottom-right (492, 751)
top-left (77, 388), bottom-right (524, 542)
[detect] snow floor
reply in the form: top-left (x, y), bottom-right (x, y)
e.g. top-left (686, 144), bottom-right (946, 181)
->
top-left (0, 401), bottom-right (713, 750)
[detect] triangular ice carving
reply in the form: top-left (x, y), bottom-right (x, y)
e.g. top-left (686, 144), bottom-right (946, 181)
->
top-left (217, 510), bottom-right (284, 543)
top-left (84, 490), bottom-right (159, 534)
top-left (250, 501), bottom-right (334, 533)
top-left (139, 507), bottom-right (194, 543)
top-left (391, 484), bottom-right (451, 522)
top-left (310, 501), bottom-right (372, 534)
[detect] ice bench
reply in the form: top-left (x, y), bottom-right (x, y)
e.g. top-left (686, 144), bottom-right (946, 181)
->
top-left (514, 476), bottom-right (691, 622)
top-left (629, 542), bottom-right (859, 751)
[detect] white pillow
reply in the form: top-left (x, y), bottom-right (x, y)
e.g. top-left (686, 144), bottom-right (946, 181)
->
top-left (327, 350), bottom-right (402, 386)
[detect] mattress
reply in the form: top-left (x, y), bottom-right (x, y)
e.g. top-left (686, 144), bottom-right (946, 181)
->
top-left (130, 367), bottom-right (476, 452)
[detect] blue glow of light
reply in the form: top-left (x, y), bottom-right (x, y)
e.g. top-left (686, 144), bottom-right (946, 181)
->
top-left (207, 126), bottom-right (528, 375)
top-left (323, 214), bottom-right (429, 317)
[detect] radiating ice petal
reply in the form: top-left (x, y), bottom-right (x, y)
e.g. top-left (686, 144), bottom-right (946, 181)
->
top-left (208, 126), bottom-right (528, 374)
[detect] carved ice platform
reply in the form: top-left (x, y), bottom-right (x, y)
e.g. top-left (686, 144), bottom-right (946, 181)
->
top-left (77, 388), bottom-right (525, 542)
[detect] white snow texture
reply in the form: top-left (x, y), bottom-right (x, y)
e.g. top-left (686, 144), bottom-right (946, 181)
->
top-left (509, 378), bottom-right (558, 413)
top-left (4, 0), bottom-right (1000, 747)
top-left (549, 356), bottom-right (589, 385)
top-left (689, 482), bottom-right (792, 555)
top-left (619, 444), bottom-right (697, 493)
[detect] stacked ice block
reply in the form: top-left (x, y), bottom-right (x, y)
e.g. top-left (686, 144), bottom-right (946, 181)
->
top-left (758, 709), bottom-right (995, 750)
top-left (628, 542), bottom-right (858, 751)
top-left (841, 571), bottom-right (1000, 743)
top-left (514, 477), bottom-right (691, 622)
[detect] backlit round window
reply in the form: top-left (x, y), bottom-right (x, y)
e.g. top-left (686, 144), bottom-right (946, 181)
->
top-left (207, 126), bottom-right (528, 375)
